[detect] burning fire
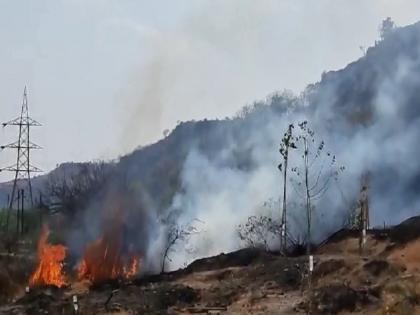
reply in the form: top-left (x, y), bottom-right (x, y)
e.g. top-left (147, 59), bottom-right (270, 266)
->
top-left (28, 207), bottom-right (140, 288)
top-left (76, 206), bottom-right (140, 284)
top-left (29, 225), bottom-right (68, 288)
top-left (77, 235), bottom-right (140, 284)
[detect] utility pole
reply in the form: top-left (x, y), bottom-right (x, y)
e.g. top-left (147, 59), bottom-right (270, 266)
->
top-left (1, 87), bottom-right (42, 232)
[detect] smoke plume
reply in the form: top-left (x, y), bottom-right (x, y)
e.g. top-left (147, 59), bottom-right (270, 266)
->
top-left (165, 21), bottom-right (420, 269)
top-left (64, 20), bottom-right (420, 274)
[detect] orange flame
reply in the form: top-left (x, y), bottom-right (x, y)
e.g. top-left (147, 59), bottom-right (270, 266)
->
top-left (76, 211), bottom-right (140, 284)
top-left (124, 254), bottom-right (140, 278)
top-left (77, 236), bottom-right (140, 283)
top-left (29, 225), bottom-right (68, 288)
top-left (29, 206), bottom-right (140, 287)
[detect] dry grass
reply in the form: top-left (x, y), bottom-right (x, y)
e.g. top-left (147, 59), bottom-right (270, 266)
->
top-left (389, 239), bottom-right (420, 273)
top-left (380, 277), bottom-right (420, 315)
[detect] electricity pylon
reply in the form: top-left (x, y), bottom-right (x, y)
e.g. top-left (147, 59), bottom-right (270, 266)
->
top-left (1, 87), bottom-right (42, 230)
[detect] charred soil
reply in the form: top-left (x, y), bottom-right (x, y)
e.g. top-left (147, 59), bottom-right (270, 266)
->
top-left (3, 216), bottom-right (420, 314)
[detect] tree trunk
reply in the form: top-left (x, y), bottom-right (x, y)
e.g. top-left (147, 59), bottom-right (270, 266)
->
top-left (280, 125), bottom-right (293, 254)
top-left (161, 246), bottom-right (169, 273)
top-left (281, 146), bottom-right (288, 253)
top-left (304, 138), bottom-right (311, 256)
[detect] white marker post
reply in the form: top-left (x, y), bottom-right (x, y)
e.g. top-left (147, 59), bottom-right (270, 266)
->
top-left (73, 295), bottom-right (78, 314)
top-left (362, 228), bottom-right (367, 246)
top-left (309, 255), bottom-right (314, 272)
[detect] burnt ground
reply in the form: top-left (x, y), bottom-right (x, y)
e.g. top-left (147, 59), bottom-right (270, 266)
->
top-left (0, 251), bottom-right (306, 315)
top-left (3, 216), bottom-right (420, 314)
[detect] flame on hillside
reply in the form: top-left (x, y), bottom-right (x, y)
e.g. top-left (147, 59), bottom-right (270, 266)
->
top-left (28, 207), bottom-right (140, 288)
top-left (77, 236), bottom-right (140, 284)
top-left (77, 206), bottom-right (141, 284)
top-left (29, 225), bottom-right (68, 288)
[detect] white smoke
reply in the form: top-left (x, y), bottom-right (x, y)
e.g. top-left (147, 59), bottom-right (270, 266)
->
top-left (164, 22), bottom-right (420, 269)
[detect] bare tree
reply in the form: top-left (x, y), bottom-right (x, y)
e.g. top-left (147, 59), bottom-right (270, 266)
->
top-left (278, 124), bottom-right (297, 253)
top-left (237, 215), bottom-right (281, 251)
top-left (340, 201), bottom-right (358, 230)
top-left (291, 121), bottom-right (344, 255)
top-left (336, 173), bottom-right (370, 240)
top-left (45, 161), bottom-right (113, 217)
top-left (335, 177), bottom-right (358, 230)
top-left (161, 219), bottom-right (199, 273)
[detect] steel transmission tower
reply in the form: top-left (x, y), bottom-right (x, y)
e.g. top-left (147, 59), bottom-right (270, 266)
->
top-left (1, 87), bottom-right (42, 214)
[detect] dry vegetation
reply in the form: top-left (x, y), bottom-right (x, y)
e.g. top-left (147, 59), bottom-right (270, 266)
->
top-left (1, 217), bottom-right (420, 314)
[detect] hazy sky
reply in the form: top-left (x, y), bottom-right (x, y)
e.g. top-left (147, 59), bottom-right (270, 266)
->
top-left (1, 0), bottom-right (420, 181)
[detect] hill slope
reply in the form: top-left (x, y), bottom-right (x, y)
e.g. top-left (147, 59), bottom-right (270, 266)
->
top-left (1, 21), bottom-right (420, 270)
top-left (4, 216), bottom-right (420, 314)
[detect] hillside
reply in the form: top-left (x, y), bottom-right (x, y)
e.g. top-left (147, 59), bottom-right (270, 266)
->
top-left (0, 163), bottom-right (96, 208)
top-left (2, 21), bottom-right (420, 213)
top-left (1, 20), bottom-right (420, 271)
top-left (3, 216), bottom-right (420, 314)
top-left (1, 17), bottom-right (420, 315)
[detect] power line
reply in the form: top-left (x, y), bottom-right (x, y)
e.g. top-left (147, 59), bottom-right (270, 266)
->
top-left (1, 87), bottom-right (42, 231)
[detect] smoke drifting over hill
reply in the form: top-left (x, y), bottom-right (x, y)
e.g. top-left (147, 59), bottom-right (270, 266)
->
top-left (45, 20), bottom-right (420, 273)
top-left (4, 20), bottom-right (420, 274)
top-left (165, 21), bottom-right (420, 268)
top-left (117, 0), bottom-right (420, 151)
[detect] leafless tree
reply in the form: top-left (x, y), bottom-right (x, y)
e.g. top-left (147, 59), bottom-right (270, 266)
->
top-left (237, 215), bottom-right (281, 251)
top-left (335, 178), bottom-right (358, 230)
top-left (45, 161), bottom-right (113, 217)
top-left (340, 202), bottom-right (359, 230)
top-left (290, 121), bottom-right (344, 255)
top-left (161, 217), bottom-right (199, 273)
top-left (278, 124), bottom-right (297, 252)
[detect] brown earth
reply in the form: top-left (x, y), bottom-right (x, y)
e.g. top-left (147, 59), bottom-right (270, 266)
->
top-left (3, 216), bottom-right (420, 314)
